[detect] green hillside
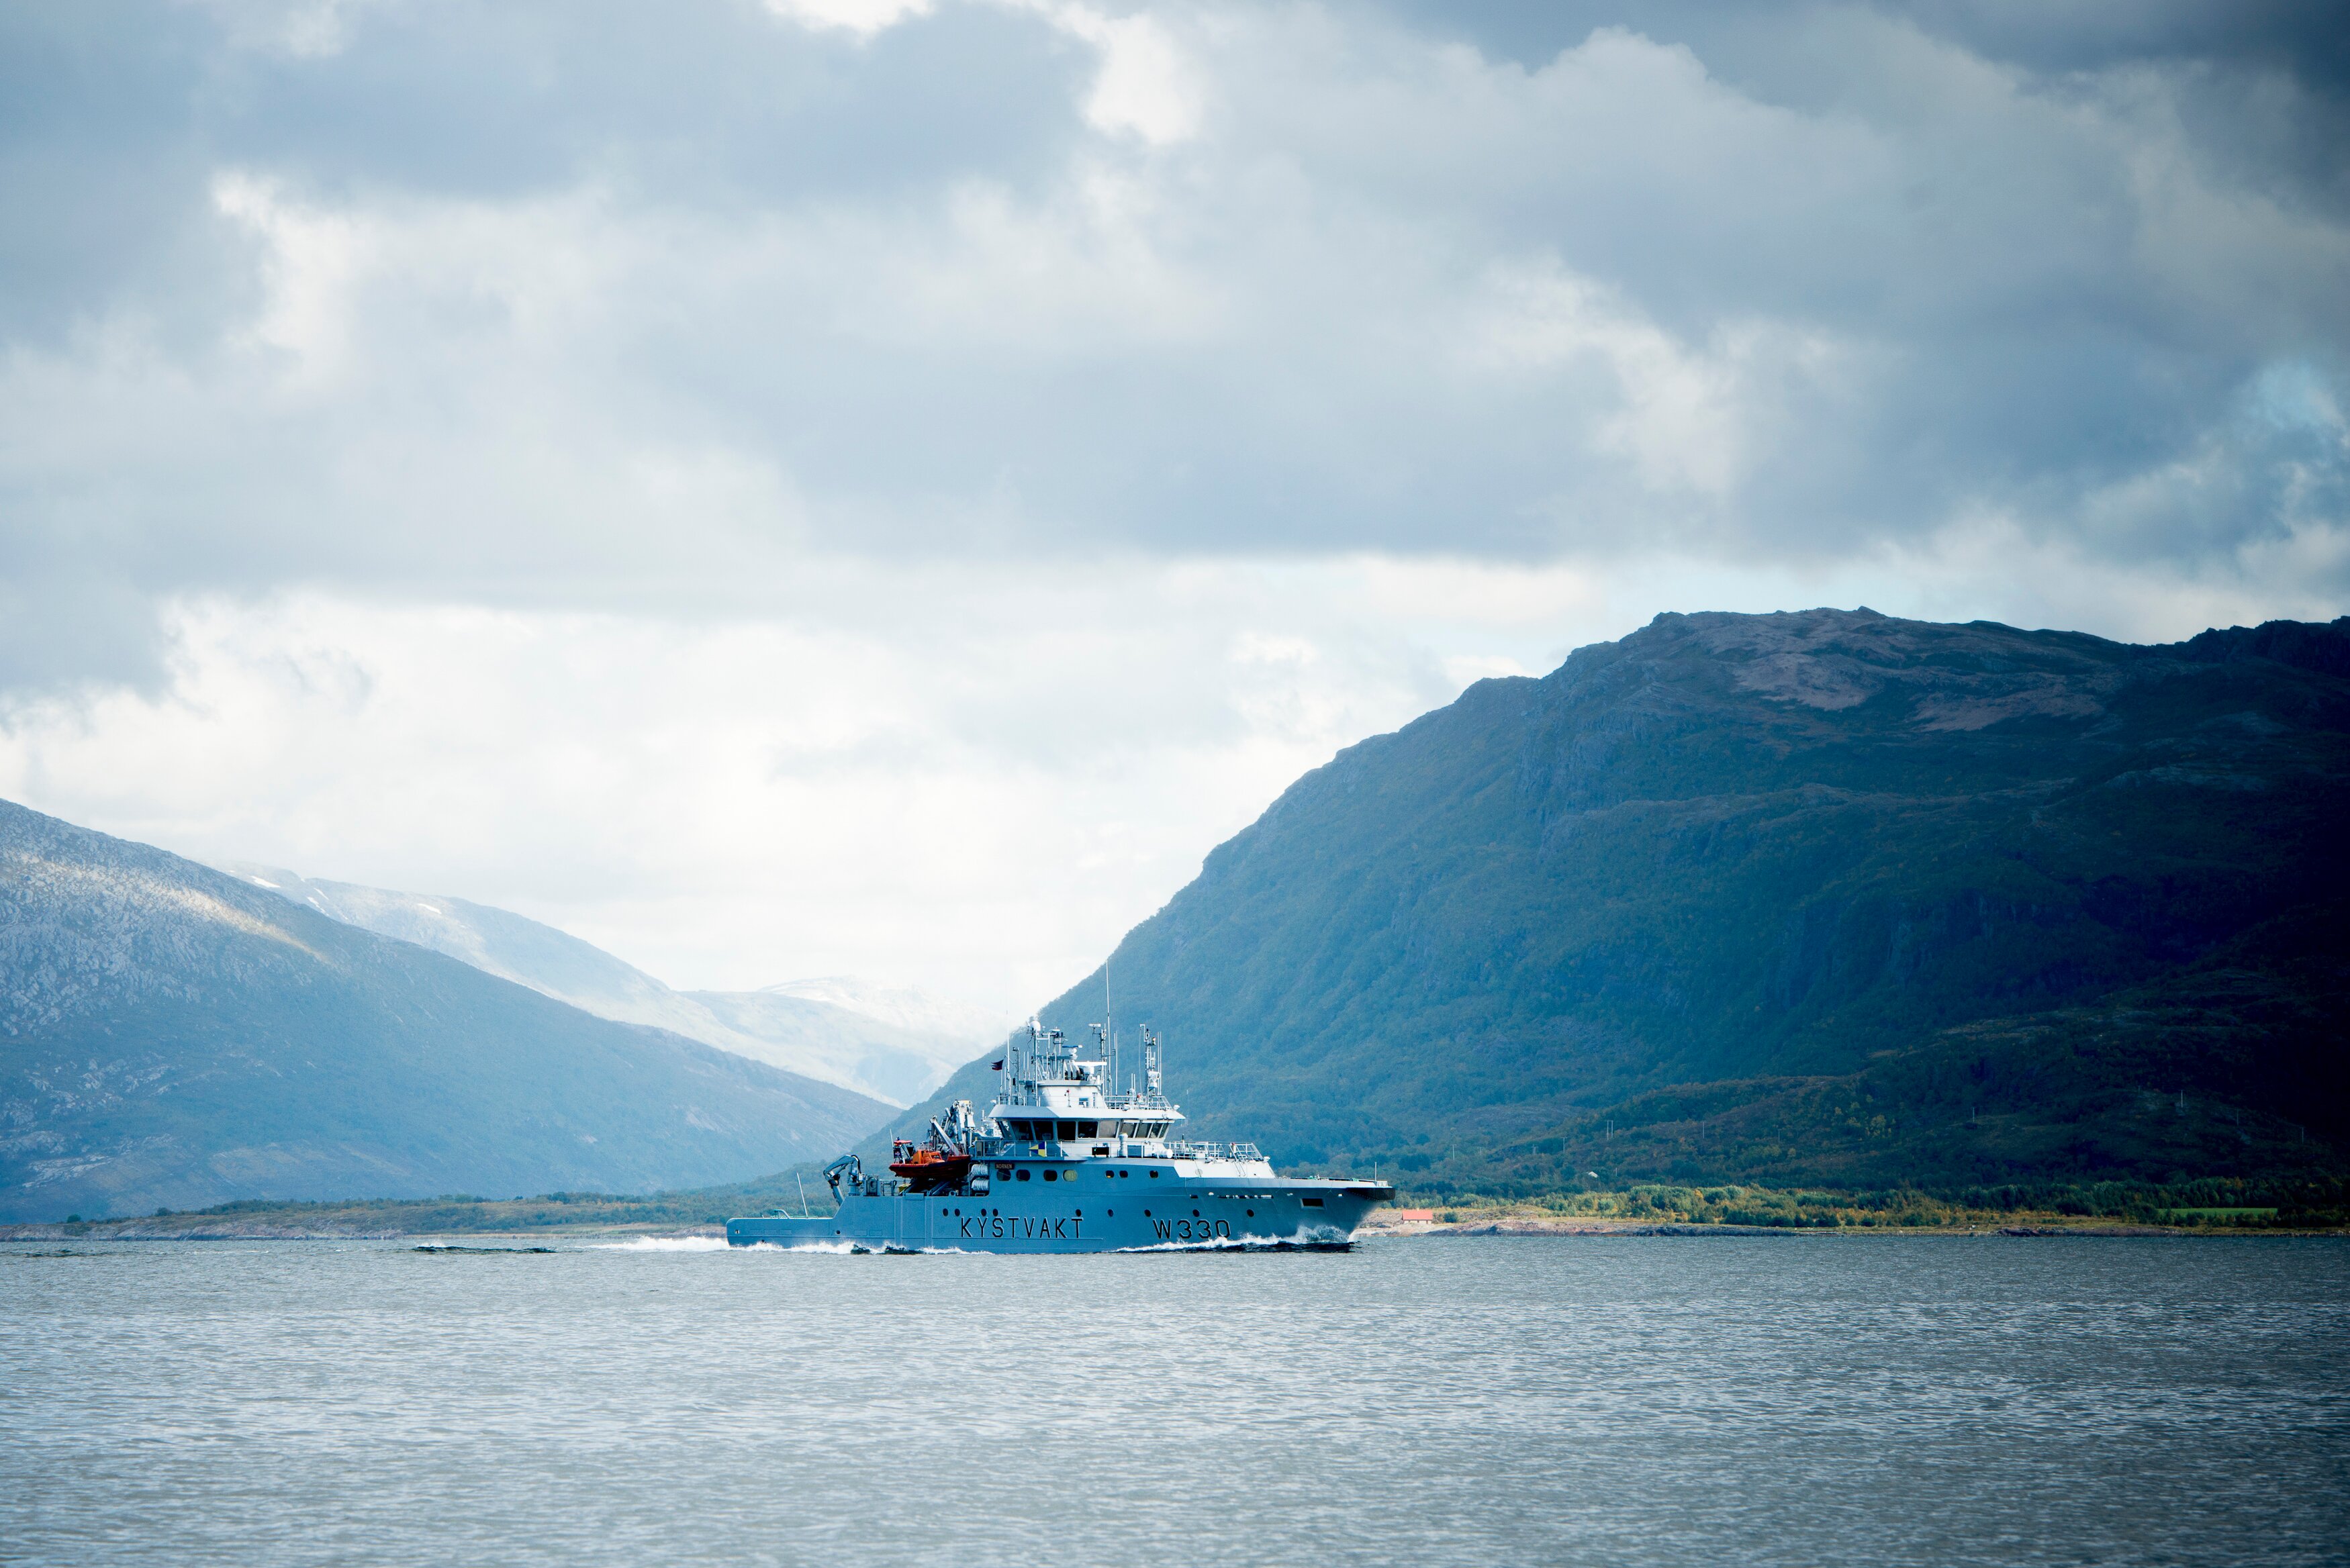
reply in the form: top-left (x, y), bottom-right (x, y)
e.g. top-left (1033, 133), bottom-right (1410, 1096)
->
top-left (888, 609), bottom-right (2350, 1194)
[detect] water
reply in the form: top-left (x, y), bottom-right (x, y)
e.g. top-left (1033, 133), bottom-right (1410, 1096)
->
top-left (3, 1235), bottom-right (2345, 1566)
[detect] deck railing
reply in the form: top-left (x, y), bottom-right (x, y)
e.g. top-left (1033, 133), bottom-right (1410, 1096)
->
top-left (1167, 1140), bottom-right (1266, 1162)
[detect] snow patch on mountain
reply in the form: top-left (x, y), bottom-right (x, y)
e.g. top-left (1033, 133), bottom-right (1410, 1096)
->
top-left (219, 865), bottom-right (989, 1106)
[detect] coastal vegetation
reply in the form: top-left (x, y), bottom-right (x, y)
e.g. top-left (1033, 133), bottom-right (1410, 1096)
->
top-left (1400, 1175), bottom-right (2350, 1230)
top-left (4, 1167), bottom-right (835, 1238)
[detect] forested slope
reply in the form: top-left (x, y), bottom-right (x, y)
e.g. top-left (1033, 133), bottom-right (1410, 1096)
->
top-left (892, 609), bottom-right (2349, 1193)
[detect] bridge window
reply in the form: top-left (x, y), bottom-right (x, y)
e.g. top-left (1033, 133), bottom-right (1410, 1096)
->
top-left (1078, 1120), bottom-right (1097, 1137)
top-left (1056, 1120), bottom-right (1076, 1140)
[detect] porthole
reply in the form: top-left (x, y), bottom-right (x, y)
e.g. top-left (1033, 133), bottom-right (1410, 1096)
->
top-left (1043, 1170), bottom-right (1058, 1182)
top-left (1246, 1209), bottom-right (1254, 1217)
top-left (1017, 1169), bottom-right (1031, 1182)
top-left (1148, 1170), bottom-right (1160, 1179)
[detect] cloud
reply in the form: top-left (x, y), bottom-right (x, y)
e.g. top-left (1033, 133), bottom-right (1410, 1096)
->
top-left (1029, 3), bottom-right (1203, 145)
top-left (0, 563), bottom-right (1470, 1008)
top-left (0, 0), bottom-right (2343, 999)
top-left (4, 5), bottom-right (2343, 653)
top-left (765, 0), bottom-right (935, 42)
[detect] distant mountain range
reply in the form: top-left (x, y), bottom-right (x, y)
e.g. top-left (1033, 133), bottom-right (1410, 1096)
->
top-left (218, 867), bottom-right (998, 1106)
top-left (887, 609), bottom-right (2350, 1195)
top-left (0, 803), bottom-right (897, 1222)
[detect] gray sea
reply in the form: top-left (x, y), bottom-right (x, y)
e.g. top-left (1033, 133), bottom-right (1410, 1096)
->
top-left (3, 1234), bottom-right (2345, 1566)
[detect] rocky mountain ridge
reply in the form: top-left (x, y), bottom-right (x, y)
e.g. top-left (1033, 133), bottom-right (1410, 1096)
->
top-left (886, 609), bottom-right (2349, 1193)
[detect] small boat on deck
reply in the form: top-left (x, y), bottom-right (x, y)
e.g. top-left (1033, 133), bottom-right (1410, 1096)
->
top-left (887, 1140), bottom-right (972, 1192)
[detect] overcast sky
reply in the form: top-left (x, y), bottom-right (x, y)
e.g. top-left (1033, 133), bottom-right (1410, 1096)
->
top-left (1, 0), bottom-right (2344, 1011)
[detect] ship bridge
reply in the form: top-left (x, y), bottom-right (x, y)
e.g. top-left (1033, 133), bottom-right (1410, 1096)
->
top-left (980, 1019), bottom-right (1268, 1172)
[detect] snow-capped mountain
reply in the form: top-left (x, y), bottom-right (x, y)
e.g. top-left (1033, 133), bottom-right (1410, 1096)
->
top-left (224, 867), bottom-right (998, 1106)
top-left (755, 977), bottom-right (1012, 1055)
top-left (0, 801), bottom-right (893, 1222)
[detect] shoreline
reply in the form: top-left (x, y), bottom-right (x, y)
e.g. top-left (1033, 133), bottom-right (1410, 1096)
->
top-left (0, 1219), bottom-right (730, 1242)
top-left (1359, 1216), bottom-right (2208, 1238)
top-left (7, 1217), bottom-right (2342, 1242)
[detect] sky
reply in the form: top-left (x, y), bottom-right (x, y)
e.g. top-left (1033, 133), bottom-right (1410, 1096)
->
top-left (1, 0), bottom-right (2344, 1013)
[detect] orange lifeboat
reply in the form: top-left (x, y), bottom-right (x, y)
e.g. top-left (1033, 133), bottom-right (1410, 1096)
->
top-left (889, 1138), bottom-right (972, 1193)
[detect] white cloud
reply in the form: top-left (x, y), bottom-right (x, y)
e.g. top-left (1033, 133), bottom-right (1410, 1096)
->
top-left (2, 0), bottom-right (2345, 1004)
top-left (0, 562), bottom-right (1460, 1010)
top-left (182, 0), bottom-right (385, 59)
top-left (211, 173), bottom-right (366, 380)
top-left (763, 0), bottom-right (934, 42)
top-left (1040, 3), bottom-right (1202, 145)
top-left (1459, 258), bottom-right (1846, 500)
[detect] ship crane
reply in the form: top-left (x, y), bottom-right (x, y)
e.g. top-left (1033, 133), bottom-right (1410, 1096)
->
top-left (821, 1152), bottom-right (863, 1198)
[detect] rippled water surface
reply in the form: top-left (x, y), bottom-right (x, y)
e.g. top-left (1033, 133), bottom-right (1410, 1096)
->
top-left (3, 1235), bottom-right (2346, 1566)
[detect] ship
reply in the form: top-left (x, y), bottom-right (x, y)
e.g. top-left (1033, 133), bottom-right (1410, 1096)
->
top-left (726, 1019), bottom-right (1394, 1252)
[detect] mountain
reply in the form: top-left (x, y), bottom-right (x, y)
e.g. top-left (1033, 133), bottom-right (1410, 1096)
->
top-left (885, 609), bottom-right (2350, 1194)
top-left (677, 986), bottom-right (1000, 1106)
top-left (753, 976), bottom-right (1010, 1053)
top-left (0, 801), bottom-right (895, 1222)
top-left (220, 868), bottom-right (984, 1106)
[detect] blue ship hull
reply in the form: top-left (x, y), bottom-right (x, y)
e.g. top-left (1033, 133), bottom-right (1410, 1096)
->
top-left (728, 1174), bottom-right (1391, 1253)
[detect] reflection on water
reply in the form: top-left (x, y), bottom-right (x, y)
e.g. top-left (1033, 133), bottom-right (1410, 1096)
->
top-left (3, 1236), bottom-right (2345, 1566)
